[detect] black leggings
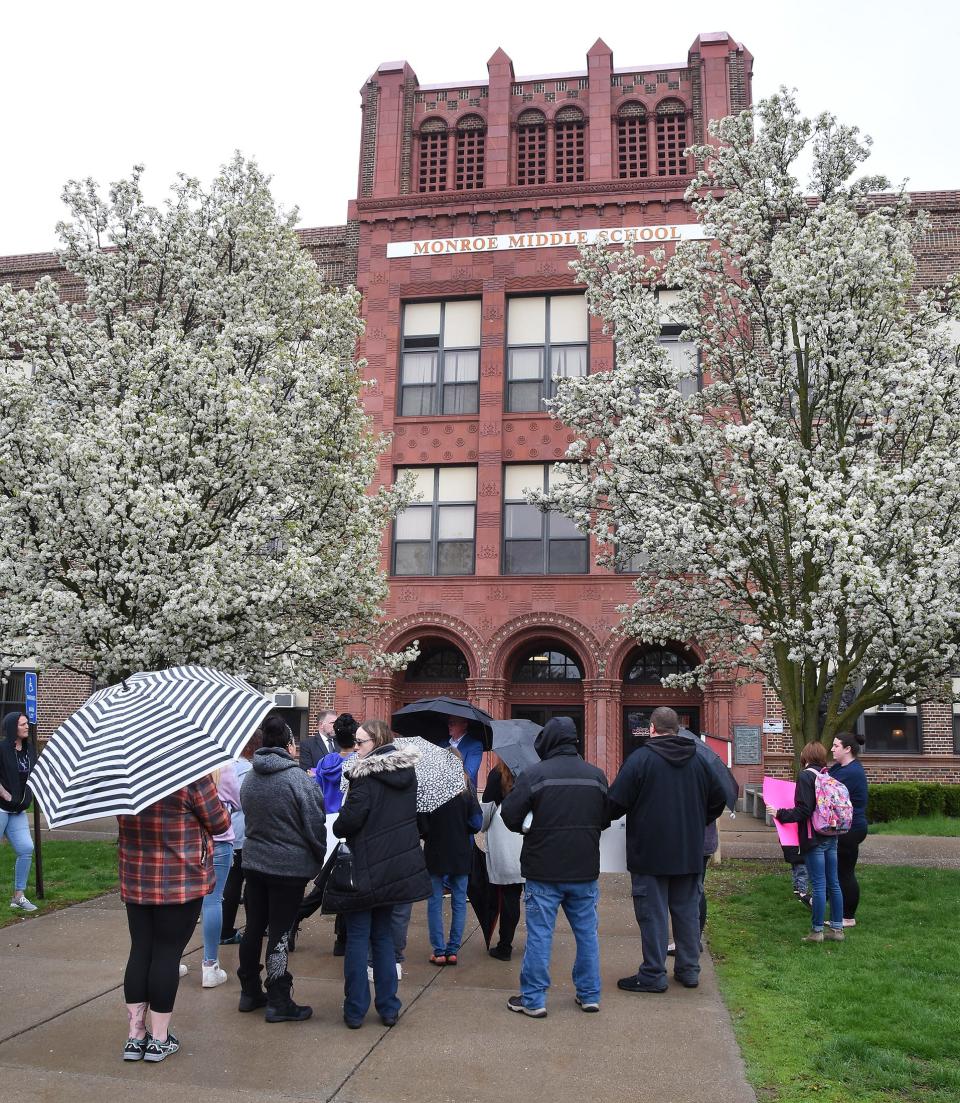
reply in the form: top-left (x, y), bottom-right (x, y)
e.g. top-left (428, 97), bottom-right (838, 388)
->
top-left (239, 871), bottom-right (307, 986)
top-left (124, 897), bottom-right (203, 1013)
top-left (494, 883), bottom-right (523, 950)
top-left (837, 827), bottom-right (867, 919)
top-left (220, 848), bottom-right (245, 938)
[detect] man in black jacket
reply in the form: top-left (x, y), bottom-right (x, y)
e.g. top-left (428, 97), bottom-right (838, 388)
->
top-left (607, 706), bottom-right (727, 993)
top-left (501, 716), bottom-right (609, 1018)
top-left (298, 710), bottom-right (336, 772)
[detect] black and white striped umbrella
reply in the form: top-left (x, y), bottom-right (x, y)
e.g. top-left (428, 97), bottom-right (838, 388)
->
top-left (30, 665), bottom-right (274, 828)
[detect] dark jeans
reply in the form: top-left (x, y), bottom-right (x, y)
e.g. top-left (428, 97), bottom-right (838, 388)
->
top-left (343, 906), bottom-right (400, 1023)
top-left (220, 847), bottom-right (245, 938)
top-left (837, 827), bottom-right (867, 919)
top-left (631, 872), bottom-right (701, 988)
top-left (239, 871), bottom-right (307, 986)
top-left (124, 897), bottom-right (203, 1013)
top-left (494, 883), bottom-right (523, 950)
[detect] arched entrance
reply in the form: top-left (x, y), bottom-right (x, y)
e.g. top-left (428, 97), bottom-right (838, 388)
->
top-left (621, 644), bottom-right (703, 763)
top-left (507, 640), bottom-right (585, 754)
top-left (396, 640), bottom-right (471, 705)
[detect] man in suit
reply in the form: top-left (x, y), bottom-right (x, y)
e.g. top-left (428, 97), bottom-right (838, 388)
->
top-left (299, 710), bottom-right (336, 772)
top-left (446, 716), bottom-right (483, 789)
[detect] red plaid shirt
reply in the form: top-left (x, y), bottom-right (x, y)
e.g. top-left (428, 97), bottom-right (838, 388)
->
top-left (118, 776), bottom-right (231, 905)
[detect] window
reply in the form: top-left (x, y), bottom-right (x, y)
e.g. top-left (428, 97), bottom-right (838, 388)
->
top-left (0, 670), bottom-right (26, 723)
top-left (418, 119), bottom-right (448, 193)
top-left (506, 295), bottom-right (588, 412)
top-left (405, 644), bottom-right (469, 682)
top-left (455, 115), bottom-right (485, 190)
top-left (555, 107), bottom-right (585, 183)
top-left (516, 110), bottom-right (547, 186)
top-left (624, 646), bottom-right (696, 684)
top-left (617, 103), bottom-right (648, 179)
top-left (503, 464), bottom-right (588, 574)
top-left (513, 648), bottom-right (583, 682)
top-left (656, 101), bottom-right (688, 176)
top-left (393, 467), bottom-right (477, 576)
top-left (399, 301), bottom-right (480, 416)
top-left (857, 703), bottom-right (920, 753)
top-left (657, 289), bottom-right (700, 395)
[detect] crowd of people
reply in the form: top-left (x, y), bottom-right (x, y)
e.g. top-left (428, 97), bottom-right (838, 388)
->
top-left (0, 701), bottom-right (869, 1062)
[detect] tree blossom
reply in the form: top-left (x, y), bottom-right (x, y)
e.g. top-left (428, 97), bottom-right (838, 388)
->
top-left (545, 91), bottom-right (960, 755)
top-left (0, 156), bottom-right (414, 685)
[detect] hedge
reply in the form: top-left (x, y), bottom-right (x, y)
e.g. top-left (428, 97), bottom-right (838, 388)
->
top-left (867, 782), bottom-right (960, 823)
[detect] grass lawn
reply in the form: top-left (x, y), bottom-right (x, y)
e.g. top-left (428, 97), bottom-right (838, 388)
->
top-left (869, 815), bottom-right (960, 837)
top-left (707, 861), bottom-right (960, 1103)
top-left (0, 839), bottom-right (118, 928)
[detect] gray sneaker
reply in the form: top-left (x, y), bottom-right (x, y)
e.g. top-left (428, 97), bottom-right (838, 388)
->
top-left (507, 995), bottom-right (547, 1018)
top-left (143, 1032), bottom-right (180, 1062)
top-left (9, 896), bottom-right (38, 912)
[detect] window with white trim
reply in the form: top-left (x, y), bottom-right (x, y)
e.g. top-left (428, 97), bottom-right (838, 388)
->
top-left (399, 301), bottom-right (481, 416)
top-left (502, 464), bottom-right (588, 575)
top-left (506, 295), bottom-right (588, 412)
top-left (393, 467), bottom-right (477, 576)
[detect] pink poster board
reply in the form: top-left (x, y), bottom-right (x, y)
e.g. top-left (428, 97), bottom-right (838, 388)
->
top-left (763, 776), bottom-right (799, 847)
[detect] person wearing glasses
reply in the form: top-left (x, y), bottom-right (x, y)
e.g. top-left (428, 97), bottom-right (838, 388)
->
top-left (325, 719), bottom-right (431, 1029)
top-left (238, 714), bottom-right (327, 1023)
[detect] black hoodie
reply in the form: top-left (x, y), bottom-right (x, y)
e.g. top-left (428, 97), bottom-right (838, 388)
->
top-left (608, 734), bottom-right (728, 876)
top-left (500, 716), bottom-right (610, 882)
top-left (0, 712), bottom-right (35, 814)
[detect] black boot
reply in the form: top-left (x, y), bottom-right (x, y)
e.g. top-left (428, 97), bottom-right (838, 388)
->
top-left (265, 972), bottom-right (312, 1023)
top-left (237, 966), bottom-right (268, 1013)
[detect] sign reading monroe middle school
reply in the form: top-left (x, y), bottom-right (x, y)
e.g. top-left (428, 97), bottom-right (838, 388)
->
top-left (386, 222), bottom-right (710, 258)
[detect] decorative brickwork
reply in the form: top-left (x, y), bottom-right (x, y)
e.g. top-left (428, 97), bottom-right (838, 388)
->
top-left (360, 80), bottom-right (380, 199)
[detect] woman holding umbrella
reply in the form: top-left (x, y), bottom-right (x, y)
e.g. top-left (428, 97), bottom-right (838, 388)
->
top-left (117, 772), bottom-right (230, 1062)
top-left (326, 719), bottom-right (431, 1029)
top-left (0, 712), bottom-right (38, 912)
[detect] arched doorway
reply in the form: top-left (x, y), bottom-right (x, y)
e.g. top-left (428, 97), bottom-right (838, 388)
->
top-left (508, 641), bottom-right (585, 754)
top-left (621, 644), bottom-right (703, 764)
top-left (397, 640), bottom-right (471, 705)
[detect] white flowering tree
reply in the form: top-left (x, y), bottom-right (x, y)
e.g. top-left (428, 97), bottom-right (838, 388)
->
top-left (0, 156), bottom-right (412, 686)
top-left (546, 91), bottom-right (960, 756)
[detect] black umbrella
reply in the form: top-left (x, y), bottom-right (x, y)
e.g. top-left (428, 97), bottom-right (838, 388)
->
top-left (391, 697), bottom-right (494, 751)
top-left (491, 719), bottom-right (541, 777)
top-left (466, 841), bottom-right (500, 948)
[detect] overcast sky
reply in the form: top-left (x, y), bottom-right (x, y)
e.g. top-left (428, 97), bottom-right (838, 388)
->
top-left (3, 0), bottom-right (958, 257)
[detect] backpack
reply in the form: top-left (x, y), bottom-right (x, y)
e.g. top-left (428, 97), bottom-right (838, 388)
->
top-left (810, 768), bottom-right (853, 835)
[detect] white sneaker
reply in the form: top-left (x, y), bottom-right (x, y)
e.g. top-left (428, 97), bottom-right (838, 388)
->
top-left (396, 963), bottom-right (403, 981)
top-left (9, 896), bottom-right (38, 912)
top-left (178, 962), bottom-right (189, 977)
top-left (202, 961), bottom-right (228, 988)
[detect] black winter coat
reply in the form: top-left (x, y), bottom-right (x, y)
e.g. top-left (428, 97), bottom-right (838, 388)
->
top-left (0, 713), bottom-right (35, 814)
top-left (500, 717), bottom-right (610, 883)
top-left (327, 744), bottom-right (431, 912)
top-left (420, 787), bottom-right (483, 876)
top-left (607, 735), bottom-right (728, 876)
top-left (773, 767), bottom-right (824, 855)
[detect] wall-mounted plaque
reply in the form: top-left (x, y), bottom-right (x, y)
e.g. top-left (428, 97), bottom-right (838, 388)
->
top-left (733, 724), bottom-right (762, 765)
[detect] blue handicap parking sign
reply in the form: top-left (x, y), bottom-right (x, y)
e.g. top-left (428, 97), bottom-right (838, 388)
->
top-left (24, 671), bottom-right (37, 724)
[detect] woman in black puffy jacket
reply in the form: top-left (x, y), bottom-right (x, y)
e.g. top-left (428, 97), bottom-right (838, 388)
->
top-left (327, 720), bottom-right (431, 1029)
top-left (0, 712), bottom-right (38, 912)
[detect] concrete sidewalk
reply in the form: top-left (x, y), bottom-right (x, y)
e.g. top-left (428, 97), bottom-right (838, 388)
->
top-left (0, 875), bottom-right (756, 1103)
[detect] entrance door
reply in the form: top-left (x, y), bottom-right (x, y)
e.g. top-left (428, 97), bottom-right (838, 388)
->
top-left (621, 707), bottom-right (700, 766)
top-left (511, 705), bottom-right (585, 756)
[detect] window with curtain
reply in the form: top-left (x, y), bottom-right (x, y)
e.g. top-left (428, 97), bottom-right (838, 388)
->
top-left (506, 294), bottom-right (588, 412)
top-left (502, 464), bottom-right (588, 575)
top-left (399, 300), bottom-right (481, 416)
top-left (393, 466), bottom-right (477, 576)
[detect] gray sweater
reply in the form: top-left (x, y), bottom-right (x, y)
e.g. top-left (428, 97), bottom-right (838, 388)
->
top-left (241, 747), bottom-right (327, 879)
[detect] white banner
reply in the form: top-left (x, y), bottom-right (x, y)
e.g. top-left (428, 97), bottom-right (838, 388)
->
top-left (386, 222), bottom-right (710, 259)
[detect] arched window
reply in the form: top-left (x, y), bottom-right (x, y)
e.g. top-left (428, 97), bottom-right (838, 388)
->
top-left (656, 101), bottom-right (688, 177)
top-left (455, 115), bottom-right (486, 191)
top-left (554, 107), bottom-right (585, 183)
top-left (418, 119), bottom-right (448, 193)
top-left (405, 644), bottom-right (469, 682)
top-left (617, 102), bottom-right (648, 179)
top-left (513, 647), bottom-right (583, 683)
top-left (516, 109), bottom-right (547, 186)
top-left (624, 645), bottom-right (696, 684)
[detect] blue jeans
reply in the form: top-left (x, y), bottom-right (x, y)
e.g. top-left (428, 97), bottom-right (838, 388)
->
top-left (520, 879), bottom-right (600, 1011)
top-left (202, 840), bottom-right (233, 960)
top-left (343, 906), bottom-right (400, 1023)
top-left (428, 874), bottom-right (468, 955)
top-left (804, 837), bottom-right (843, 931)
top-left (0, 810), bottom-right (34, 893)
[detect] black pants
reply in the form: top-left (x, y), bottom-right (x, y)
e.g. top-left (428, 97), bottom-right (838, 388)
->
top-left (837, 827), bottom-right (867, 918)
top-left (221, 848), bottom-right (245, 938)
top-left (494, 883), bottom-right (523, 950)
top-left (699, 855), bottom-right (710, 933)
top-left (124, 897), bottom-right (203, 1013)
top-left (239, 871), bottom-right (307, 986)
